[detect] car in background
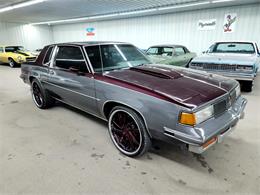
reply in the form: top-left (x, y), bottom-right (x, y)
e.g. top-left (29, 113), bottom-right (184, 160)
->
top-left (0, 45), bottom-right (37, 68)
top-left (31, 49), bottom-right (43, 57)
top-left (190, 41), bottom-right (260, 92)
top-left (20, 42), bottom-right (246, 157)
top-left (146, 45), bottom-right (196, 67)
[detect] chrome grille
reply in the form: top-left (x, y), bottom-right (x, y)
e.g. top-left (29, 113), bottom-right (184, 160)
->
top-left (26, 57), bottom-right (36, 62)
top-left (214, 100), bottom-right (227, 117)
top-left (191, 63), bottom-right (237, 71)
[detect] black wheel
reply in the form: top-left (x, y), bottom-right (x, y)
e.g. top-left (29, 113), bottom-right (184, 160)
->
top-left (31, 79), bottom-right (54, 109)
top-left (242, 81), bottom-right (253, 92)
top-left (108, 106), bottom-right (151, 157)
top-left (8, 58), bottom-right (18, 68)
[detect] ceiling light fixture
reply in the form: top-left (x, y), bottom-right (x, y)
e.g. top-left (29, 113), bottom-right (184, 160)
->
top-left (0, 0), bottom-right (45, 13)
top-left (158, 1), bottom-right (211, 11)
top-left (211, 0), bottom-right (236, 3)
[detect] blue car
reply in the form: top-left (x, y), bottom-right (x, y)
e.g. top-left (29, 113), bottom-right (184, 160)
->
top-left (190, 41), bottom-right (260, 92)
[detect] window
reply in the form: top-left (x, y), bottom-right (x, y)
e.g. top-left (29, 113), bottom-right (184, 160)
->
top-left (212, 42), bottom-right (255, 54)
top-left (147, 47), bottom-right (158, 55)
top-left (85, 44), bottom-right (151, 73)
top-left (5, 46), bottom-right (25, 52)
top-left (55, 46), bottom-right (88, 72)
top-left (0, 47), bottom-right (3, 53)
top-left (43, 46), bottom-right (54, 64)
top-left (85, 46), bottom-right (102, 72)
top-left (174, 47), bottom-right (185, 56)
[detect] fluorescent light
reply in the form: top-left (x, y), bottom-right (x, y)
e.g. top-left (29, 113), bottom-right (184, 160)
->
top-left (31, 1), bottom-right (212, 25)
top-left (0, 0), bottom-right (45, 13)
top-left (158, 1), bottom-right (211, 11)
top-left (212, 0), bottom-right (236, 3)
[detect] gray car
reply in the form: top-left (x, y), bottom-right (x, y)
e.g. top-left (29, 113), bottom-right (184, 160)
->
top-left (20, 42), bottom-right (247, 157)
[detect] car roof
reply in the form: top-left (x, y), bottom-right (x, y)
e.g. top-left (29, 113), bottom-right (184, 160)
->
top-left (54, 41), bottom-right (130, 46)
top-left (148, 44), bottom-right (186, 48)
top-left (214, 41), bottom-right (255, 44)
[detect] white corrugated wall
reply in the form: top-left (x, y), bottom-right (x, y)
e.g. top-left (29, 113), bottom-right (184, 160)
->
top-left (0, 22), bottom-right (53, 50)
top-left (52, 3), bottom-right (260, 54)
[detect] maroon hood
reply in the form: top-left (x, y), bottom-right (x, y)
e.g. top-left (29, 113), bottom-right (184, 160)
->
top-left (102, 65), bottom-right (237, 109)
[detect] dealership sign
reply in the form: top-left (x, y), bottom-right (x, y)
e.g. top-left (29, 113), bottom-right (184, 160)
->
top-left (198, 19), bottom-right (217, 30)
top-left (86, 27), bottom-right (95, 36)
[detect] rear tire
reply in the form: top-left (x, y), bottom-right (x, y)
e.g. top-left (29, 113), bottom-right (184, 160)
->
top-left (31, 79), bottom-right (54, 109)
top-left (108, 106), bottom-right (151, 157)
top-left (241, 81), bottom-right (253, 92)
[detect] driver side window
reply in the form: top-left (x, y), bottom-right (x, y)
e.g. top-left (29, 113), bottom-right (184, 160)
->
top-left (54, 46), bottom-right (88, 72)
top-left (0, 47), bottom-right (4, 53)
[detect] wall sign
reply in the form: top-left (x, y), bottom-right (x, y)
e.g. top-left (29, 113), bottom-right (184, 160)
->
top-left (86, 27), bottom-right (95, 36)
top-left (197, 19), bottom-right (217, 30)
top-left (223, 13), bottom-right (237, 33)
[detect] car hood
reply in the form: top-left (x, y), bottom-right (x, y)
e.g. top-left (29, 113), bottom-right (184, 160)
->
top-left (104, 64), bottom-right (237, 109)
top-left (193, 53), bottom-right (257, 65)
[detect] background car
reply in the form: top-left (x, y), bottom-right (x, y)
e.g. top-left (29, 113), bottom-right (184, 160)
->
top-left (146, 44), bottom-right (196, 67)
top-left (190, 41), bottom-right (260, 92)
top-left (20, 42), bottom-right (246, 157)
top-left (0, 45), bottom-right (37, 68)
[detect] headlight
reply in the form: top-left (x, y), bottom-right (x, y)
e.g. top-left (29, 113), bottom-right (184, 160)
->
top-left (237, 65), bottom-right (253, 72)
top-left (235, 85), bottom-right (241, 98)
top-left (18, 56), bottom-right (22, 60)
top-left (180, 105), bottom-right (214, 126)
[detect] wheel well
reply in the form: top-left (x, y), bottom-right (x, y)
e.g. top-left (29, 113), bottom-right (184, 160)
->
top-left (29, 76), bottom-right (35, 83)
top-left (103, 101), bottom-right (152, 137)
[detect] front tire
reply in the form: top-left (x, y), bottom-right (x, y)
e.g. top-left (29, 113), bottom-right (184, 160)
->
top-left (31, 79), bottom-right (54, 109)
top-left (108, 106), bottom-right (151, 157)
top-left (8, 58), bottom-right (18, 68)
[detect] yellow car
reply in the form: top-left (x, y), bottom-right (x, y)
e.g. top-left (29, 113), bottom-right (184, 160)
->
top-left (0, 45), bottom-right (37, 68)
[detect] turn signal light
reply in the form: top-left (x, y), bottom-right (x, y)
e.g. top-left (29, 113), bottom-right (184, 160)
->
top-left (179, 113), bottom-right (196, 126)
top-left (202, 137), bottom-right (217, 149)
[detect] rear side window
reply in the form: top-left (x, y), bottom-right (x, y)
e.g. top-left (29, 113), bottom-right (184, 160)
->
top-left (174, 47), bottom-right (185, 56)
top-left (0, 47), bottom-right (3, 53)
top-left (43, 46), bottom-right (54, 64)
top-left (55, 46), bottom-right (88, 72)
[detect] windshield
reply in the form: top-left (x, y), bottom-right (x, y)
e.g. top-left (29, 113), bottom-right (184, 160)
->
top-left (5, 46), bottom-right (26, 52)
top-left (146, 47), bottom-right (173, 56)
top-left (211, 42), bottom-right (255, 54)
top-left (85, 44), bottom-right (151, 72)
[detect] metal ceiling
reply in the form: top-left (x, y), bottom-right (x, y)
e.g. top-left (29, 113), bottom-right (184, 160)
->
top-left (0, 0), bottom-right (259, 24)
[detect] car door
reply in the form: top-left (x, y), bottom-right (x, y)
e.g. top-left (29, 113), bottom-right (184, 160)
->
top-left (173, 47), bottom-right (188, 66)
top-left (0, 47), bottom-right (4, 63)
top-left (46, 45), bottom-right (98, 115)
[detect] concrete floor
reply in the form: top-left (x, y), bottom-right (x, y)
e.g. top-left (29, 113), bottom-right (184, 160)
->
top-left (0, 65), bottom-right (259, 195)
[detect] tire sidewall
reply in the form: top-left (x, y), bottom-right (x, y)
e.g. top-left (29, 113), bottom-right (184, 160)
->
top-left (108, 106), bottom-right (150, 157)
top-left (9, 58), bottom-right (16, 68)
top-left (31, 79), bottom-right (47, 109)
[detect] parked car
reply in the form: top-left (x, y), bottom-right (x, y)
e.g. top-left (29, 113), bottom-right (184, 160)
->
top-left (146, 44), bottom-right (196, 67)
top-left (31, 48), bottom-right (43, 57)
top-left (0, 45), bottom-right (37, 67)
top-left (190, 41), bottom-right (260, 92)
top-left (20, 42), bottom-right (247, 157)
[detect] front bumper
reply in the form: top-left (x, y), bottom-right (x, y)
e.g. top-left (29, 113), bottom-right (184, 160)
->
top-left (189, 97), bottom-right (247, 153)
top-left (205, 71), bottom-right (255, 81)
top-left (164, 96), bottom-right (247, 154)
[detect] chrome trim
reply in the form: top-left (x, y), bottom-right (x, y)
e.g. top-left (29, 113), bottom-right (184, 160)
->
top-left (43, 46), bottom-right (54, 66)
top-left (54, 97), bottom-right (107, 121)
top-left (163, 127), bottom-right (202, 143)
top-left (102, 100), bottom-right (152, 138)
top-left (42, 80), bottom-right (100, 101)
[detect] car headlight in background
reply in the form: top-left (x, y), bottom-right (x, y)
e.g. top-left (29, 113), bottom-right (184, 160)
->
top-left (179, 105), bottom-right (214, 126)
top-left (237, 65), bottom-right (253, 72)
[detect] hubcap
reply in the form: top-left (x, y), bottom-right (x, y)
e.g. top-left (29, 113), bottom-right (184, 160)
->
top-left (9, 60), bottom-right (14, 67)
top-left (109, 110), bottom-right (142, 155)
top-left (32, 83), bottom-right (43, 107)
